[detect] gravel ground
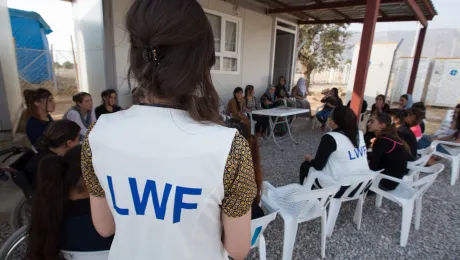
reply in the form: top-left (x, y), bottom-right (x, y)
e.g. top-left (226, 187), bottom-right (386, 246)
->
top-left (1, 119), bottom-right (459, 260)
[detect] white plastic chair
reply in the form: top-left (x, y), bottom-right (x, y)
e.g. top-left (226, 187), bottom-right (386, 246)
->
top-left (312, 105), bottom-right (325, 130)
top-left (406, 154), bottom-right (433, 181)
top-left (370, 164), bottom-right (444, 247)
top-left (261, 181), bottom-right (340, 259)
top-left (435, 109), bottom-right (454, 136)
top-left (303, 171), bottom-right (377, 237)
top-left (431, 140), bottom-right (460, 185)
top-left (61, 250), bottom-right (109, 260)
top-left (246, 112), bottom-right (257, 136)
top-left (250, 210), bottom-right (279, 260)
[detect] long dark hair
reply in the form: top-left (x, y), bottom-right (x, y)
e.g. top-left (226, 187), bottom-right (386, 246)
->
top-left (101, 89), bottom-right (117, 105)
top-left (27, 145), bottom-right (84, 260)
top-left (388, 109), bottom-right (407, 126)
top-left (35, 120), bottom-right (80, 151)
top-left (406, 108), bottom-right (425, 126)
top-left (244, 85), bottom-right (254, 107)
top-left (331, 87), bottom-right (339, 98)
top-left (376, 94), bottom-right (386, 103)
top-left (72, 92), bottom-right (91, 105)
top-left (233, 87), bottom-right (244, 112)
top-left (330, 106), bottom-right (359, 148)
top-left (23, 88), bottom-right (52, 119)
top-left (374, 113), bottom-right (412, 156)
top-left (126, 0), bottom-right (220, 124)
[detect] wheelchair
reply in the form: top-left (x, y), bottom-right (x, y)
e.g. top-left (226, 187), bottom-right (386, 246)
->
top-left (0, 146), bottom-right (35, 260)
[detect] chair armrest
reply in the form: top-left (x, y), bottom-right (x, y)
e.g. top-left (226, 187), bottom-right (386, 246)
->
top-left (374, 173), bottom-right (407, 185)
top-left (431, 140), bottom-right (460, 147)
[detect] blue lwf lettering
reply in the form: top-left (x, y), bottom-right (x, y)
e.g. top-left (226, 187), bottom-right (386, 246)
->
top-left (348, 145), bottom-right (367, 160)
top-left (107, 175), bottom-right (202, 224)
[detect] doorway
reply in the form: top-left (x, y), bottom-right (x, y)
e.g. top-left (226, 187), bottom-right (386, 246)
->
top-left (271, 19), bottom-right (297, 90)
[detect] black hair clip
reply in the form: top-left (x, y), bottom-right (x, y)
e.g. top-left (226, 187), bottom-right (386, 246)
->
top-left (142, 46), bottom-right (160, 64)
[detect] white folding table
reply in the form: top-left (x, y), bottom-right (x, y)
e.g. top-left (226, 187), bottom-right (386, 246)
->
top-left (251, 107), bottom-right (310, 150)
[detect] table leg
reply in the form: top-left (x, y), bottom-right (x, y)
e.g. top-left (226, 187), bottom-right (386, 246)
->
top-left (284, 116), bottom-right (298, 145)
top-left (269, 116), bottom-right (283, 150)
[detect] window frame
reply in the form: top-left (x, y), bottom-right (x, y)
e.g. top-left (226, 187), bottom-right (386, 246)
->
top-left (204, 8), bottom-right (242, 75)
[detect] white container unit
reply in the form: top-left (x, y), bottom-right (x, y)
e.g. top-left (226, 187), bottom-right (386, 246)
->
top-left (390, 57), bottom-right (433, 104)
top-left (346, 43), bottom-right (398, 106)
top-left (425, 58), bottom-right (460, 107)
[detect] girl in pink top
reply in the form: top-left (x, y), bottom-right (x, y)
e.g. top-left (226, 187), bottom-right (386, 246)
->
top-left (405, 108), bottom-right (425, 138)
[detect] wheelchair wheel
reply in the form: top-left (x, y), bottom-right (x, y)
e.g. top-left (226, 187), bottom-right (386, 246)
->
top-left (0, 225), bottom-right (28, 260)
top-left (9, 196), bottom-right (31, 231)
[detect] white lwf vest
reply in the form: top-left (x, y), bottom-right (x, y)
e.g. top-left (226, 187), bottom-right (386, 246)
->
top-left (88, 105), bottom-right (237, 260)
top-left (322, 131), bottom-right (370, 181)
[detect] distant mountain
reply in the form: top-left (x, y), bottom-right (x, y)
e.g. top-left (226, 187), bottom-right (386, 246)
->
top-left (342, 28), bottom-right (460, 62)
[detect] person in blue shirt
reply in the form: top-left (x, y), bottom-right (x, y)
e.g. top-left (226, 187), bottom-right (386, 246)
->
top-left (24, 88), bottom-right (55, 146)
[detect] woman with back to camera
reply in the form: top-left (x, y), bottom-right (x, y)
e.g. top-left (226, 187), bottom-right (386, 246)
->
top-left (367, 113), bottom-right (409, 190)
top-left (24, 120), bottom-right (80, 188)
top-left (23, 88), bottom-right (56, 146)
top-left (27, 145), bottom-right (113, 260)
top-left (299, 106), bottom-right (371, 192)
top-left (64, 92), bottom-right (96, 138)
top-left (95, 89), bottom-right (122, 119)
top-left (81, 1), bottom-right (256, 259)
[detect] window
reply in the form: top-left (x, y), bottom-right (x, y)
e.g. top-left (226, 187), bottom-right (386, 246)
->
top-left (205, 11), bottom-right (240, 73)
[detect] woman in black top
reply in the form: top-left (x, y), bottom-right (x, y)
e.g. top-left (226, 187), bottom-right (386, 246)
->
top-left (316, 88), bottom-right (342, 129)
top-left (27, 145), bottom-right (113, 259)
top-left (275, 76), bottom-right (290, 99)
top-left (95, 89), bottom-right (122, 119)
top-left (388, 109), bottom-right (417, 161)
top-left (367, 113), bottom-right (409, 190)
top-left (24, 120), bottom-right (81, 188)
top-left (23, 88), bottom-right (56, 146)
top-left (370, 95), bottom-right (390, 114)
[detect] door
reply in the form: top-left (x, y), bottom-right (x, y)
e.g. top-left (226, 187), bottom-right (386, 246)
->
top-left (271, 19), bottom-right (297, 90)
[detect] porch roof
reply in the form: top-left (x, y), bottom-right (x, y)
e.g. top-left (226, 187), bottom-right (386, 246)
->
top-left (253, 0), bottom-right (437, 25)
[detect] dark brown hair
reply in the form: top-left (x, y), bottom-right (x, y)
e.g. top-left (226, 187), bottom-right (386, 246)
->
top-left (72, 92), bottom-right (91, 104)
top-left (126, 0), bottom-right (219, 124)
top-left (27, 145), bottom-right (84, 260)
top-left (373, 112), bottom-right (412, 157)
top-left (376, 94), bottom-right (386, 102)
top-left (244, 85), bottom-right (254, 107)
top-left (23, 88), bottom-right (52, 119)
top-left (406, 108), bottom-right (425, 126)
top-left (388, 109), bottom-right (408, 125)
top-left (330, 106), bottom-right (359, 148)
top-left (101, 89), bottom-right (117, 105)
top-left (35, 120), bottom-right (80, 151)
top-left (233, 87), bottom-right (244, 112)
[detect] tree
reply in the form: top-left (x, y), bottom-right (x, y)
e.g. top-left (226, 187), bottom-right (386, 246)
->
top-left (298, 24), bottom-right (351, 89)
top-left (62, 61), bottom-right (74, 69)
top-left (54, 62), bottom-right (62, 69)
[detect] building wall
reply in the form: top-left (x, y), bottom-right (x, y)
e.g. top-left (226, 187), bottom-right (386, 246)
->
top-left (0, 0), bottom-right (22, 137)
top-left (107, 0), bottom-right (276, 107)
top-left (71, 0), bottom-right (107, 105)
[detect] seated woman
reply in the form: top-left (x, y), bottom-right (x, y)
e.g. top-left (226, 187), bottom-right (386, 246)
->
top-left (299, 106), bottom-right (370, 192)
top-left (27, 145), bottom-right (113, 259)
top-left (24, 120), bottom-right (81, 188)
top-left (64, 92), bottom-right (96, 138)
top-left (367, 113), bottom-right (409, 191)
top-left (275, 76), bottom-right (290, 99)
top-left (412, 102), bottom-right (426, 134)
top-left (95, 89), bottom-right (122, 119)
top-left (291, 78), bottom-right (312, 118)
top-left (388, 109), bottom-right (417, 161)
top-left (316, 88), bottom-right (342, 130)
top-left (244, 85), bottom-right (269, 137)
top-left (371, 95), bottom-right (390, 114)
top-left (419, 113), bottom-right (460, 165)
top-left (23, 88), bottom-right (56, 146)
top-left (260, 86), bottom-right (277, 109)
top-left (224, 119), bottom-right (264, 219)
top-left (404, 108), bottom-right (425, 139)
top-left (399, 94), bottom-right (414, 110)
top-left (227, 87), bottom-right (250, 132)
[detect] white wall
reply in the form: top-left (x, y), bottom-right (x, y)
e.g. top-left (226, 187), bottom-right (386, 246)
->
top-left (72, 0), bottom-right (106, 105)
top-left (0, 0), bottom-right (22, 137)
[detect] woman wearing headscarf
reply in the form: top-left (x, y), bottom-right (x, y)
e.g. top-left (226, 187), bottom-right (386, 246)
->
top-left (400, 94), bottom-right (413, 110)
top-left (261, 86), bottom-right (277, 109)
top-left (292, 76), bottom-right (312, 118)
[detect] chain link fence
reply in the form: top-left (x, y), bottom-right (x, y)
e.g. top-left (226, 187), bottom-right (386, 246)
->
top-left (16, 47), bottom-right (79, 99)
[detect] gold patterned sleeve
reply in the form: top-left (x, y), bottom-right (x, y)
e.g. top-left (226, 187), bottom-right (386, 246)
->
top-left (81, 122), bottom-right (105, 197)
top-left (222, 132), bottom-right (257, 218)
